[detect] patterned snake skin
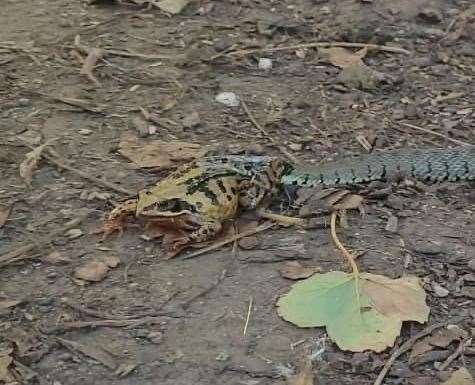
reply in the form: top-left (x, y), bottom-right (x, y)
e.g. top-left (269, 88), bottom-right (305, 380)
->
top-left (282, 146), bottom-right (475, 186)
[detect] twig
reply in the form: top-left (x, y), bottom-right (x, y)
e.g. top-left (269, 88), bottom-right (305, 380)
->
top-left (24, 89), bottom-right (105, 114)
top-left (181, 269), bottom-right (227, 309)
top-left (43, 316), bottom-right (173, 334)
top-left (240, 99), bottom-right (299, 164)
top-left (183, 221), bottom-right (275, 260)
top-left (243, 296), bottom-right (253, 336)
top-left (73, 37), bottom-right (183, 61)
top-left (79, 47), bottom-right (104, 86)
top-left (437, 338), bottom-right (471, 371)
top-left (44, 149), bottom-right (134, 195)
top-left (0, 215), bottom-right (88, 267)
top-left (373, 322), bottom-right (447, 385)
top-left (62, 299), bottom-right (144, 320)
top-left (397, 122), bottom-right (472, 147)
top-left (228, 41), bottom-right (411, 57)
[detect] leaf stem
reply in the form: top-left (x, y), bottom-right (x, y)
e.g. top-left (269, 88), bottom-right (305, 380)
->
top-left (330, 212), bottom-right (359, 276)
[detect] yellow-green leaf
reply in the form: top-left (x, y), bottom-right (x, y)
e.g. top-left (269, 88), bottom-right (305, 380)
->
top-left (277, 271), bottom-right (429, 352)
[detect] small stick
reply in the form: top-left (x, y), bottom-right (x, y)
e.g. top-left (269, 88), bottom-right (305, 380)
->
top-left (397, 122), bottom-right (472, 147)
top-left (79, 47), bottom-right (104, 86)
top-left (228, 41), bottom-right (411, 57)
top-left (62, 299), bottom-right (137, 320)
top-left (373, 322), bottom-right (447, 385)
top-left (243, 296), bottom-right (253, 336)
top-left (44, 149), bottom-right (134, 196)
top-left (240, 99), bottom-right (299, 164)
top-left (437, 338), bottom-right (471, 371)
top-left (181, 269), bottom-right (227, 309)
top-left (0, 215), bottom-right (88, 267)
top-left (62, 298), bottom-right (175, 320)
top-left (25, 89), bottom-right (105, 114)
top-left (43, 316), bottom-right (171, 334)
top-left (183, 221), bottom-right (275, 260)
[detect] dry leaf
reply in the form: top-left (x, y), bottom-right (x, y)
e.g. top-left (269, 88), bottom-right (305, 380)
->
top-left (280, 261), bottom-right (321, 280)
top-left (41, 251), bottom-right (72, 265)
top-left (441, 367), bottom-right (474, 385)
top-left (103, 255), bottom-right (121, 268)
top-left (0, 299), bottom-right (21, 311)
top-left (287, 361), bottom-right (314, 385)
top-left (56, 337), bottom-right (117, 369)
top-left (118, 134), bottom-right (207, 169)
top-left (0, 354), bottom-right (13, 382)
top-left (156, 0), bottom-right (190, 14)
top-left (0, 206), bottom-right (11, 228)
top-left (115, 363), bottom-right (138, 377)
top-left (299, 188), bottom-right (363, 216)
top-left (410, 326), bottom-right (468, 362)
top-left (5, 327), bottom-right (43, 358)
top-left (320, 46), bottom-right (367, 69)
top-left (74, 261), bottom-right (109, 282)
top-left (19, 143), bottom-right (49, 186)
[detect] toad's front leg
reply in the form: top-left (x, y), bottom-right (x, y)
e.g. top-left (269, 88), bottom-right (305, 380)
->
top-left (161, 218), bottom-right (223, 258)
top-left (101, 198), bottom-right (138, 239)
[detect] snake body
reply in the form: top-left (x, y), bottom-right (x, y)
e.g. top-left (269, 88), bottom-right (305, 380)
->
top-left (282, 146), bottom-right (475, 187)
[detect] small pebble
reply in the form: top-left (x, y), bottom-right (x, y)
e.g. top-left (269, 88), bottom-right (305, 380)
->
top-left (246, 143), bottom-right (265, 155)
top-left (147, 331), bottom-right (163, 344)
top-left (17, 98), bottom-right (31, 107)
top-left (289, 143), bottom-right (302, 151)
top-left (134, 329), bottom-right (150, 338)
top-left (215, 92), bottom-right (240, 107)
top-left (182, 111), bottom-right (201, 128)
top-left (37, 297), bottom-right (54, 306)
top-left (258, 58), bottom-right (272, 70)
top-left (410, 242), bottom-right (442, 255)
top-left (148, 125), bottom-right (157, 135)
top-left (385, 215), bottom-right (399, 233)
top-left (57, 352), bottom-right (73, 361)
top-left (386, 195), bottom-right (404, 210)
top-left (47, 271), bottom-right (58, 279)
top-left (432, 282), bottom-right (449, 298)
top-left (418, 7), bottom-right (443, 23)
top-left (66, 228), bottom-right (83, 239)
top-left (238, 236), bottom-right (259, 250)
top-left (78, 129), bottom-right (92, 136)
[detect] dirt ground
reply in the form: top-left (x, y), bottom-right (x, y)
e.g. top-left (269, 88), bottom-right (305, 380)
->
top-left (1, 0), bottom-right (474, 384)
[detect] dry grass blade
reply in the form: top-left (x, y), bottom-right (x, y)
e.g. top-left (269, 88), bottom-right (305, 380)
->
top-left (55, 337), bottom-right (117, 370)
top-left (0, 206), bottom-right (11, 228)
top-left (240, 99), bottom-right (299, 164)
top-left (80, 47), bottom-right (104, 86)
top-left (19, 142), bottom-right (50, 186)
top-left (243, 296), bottom-right (253, 336)
top-left (228, 41), bottom-right (411, 57)
top-left (397, 122), bottom-right (472, 147)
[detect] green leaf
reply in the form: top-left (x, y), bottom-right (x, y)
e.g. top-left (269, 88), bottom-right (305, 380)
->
top-left (277, 271), bottom-right (429, 352)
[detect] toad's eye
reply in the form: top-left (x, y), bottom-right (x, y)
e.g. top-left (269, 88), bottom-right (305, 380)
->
top-left (154, 200), bottom-right (180, 211)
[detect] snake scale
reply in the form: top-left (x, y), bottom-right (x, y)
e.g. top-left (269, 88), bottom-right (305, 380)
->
top-left (282, 146), bottom-right (475, 186)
